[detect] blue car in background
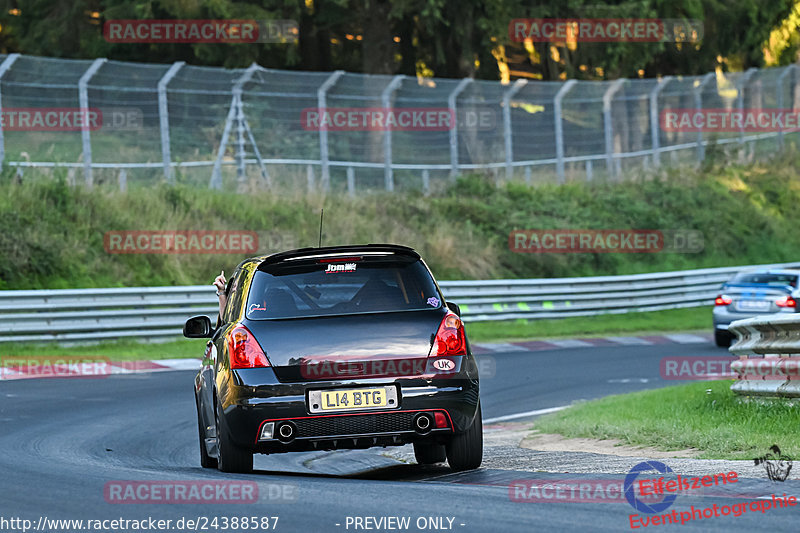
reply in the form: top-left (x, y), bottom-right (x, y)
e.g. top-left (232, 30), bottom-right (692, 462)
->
top-left (712, 269), bottom-right (800, 347)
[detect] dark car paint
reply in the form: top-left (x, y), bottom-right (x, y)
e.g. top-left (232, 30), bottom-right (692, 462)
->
top-left (194, 246), bottom-right (480, 459)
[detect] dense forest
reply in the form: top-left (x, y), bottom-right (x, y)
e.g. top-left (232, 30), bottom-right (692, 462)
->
top-left (0, 0), bottom-right (798, 80)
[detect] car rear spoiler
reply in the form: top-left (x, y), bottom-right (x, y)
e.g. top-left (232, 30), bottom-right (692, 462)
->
top-left (258, 244), bottom-right (420, 269)
top-left (722, 282), bottom-right (795, 293)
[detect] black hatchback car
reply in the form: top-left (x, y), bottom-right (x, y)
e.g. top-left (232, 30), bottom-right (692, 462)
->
top-left (184, 244), bottom-right (482, 473)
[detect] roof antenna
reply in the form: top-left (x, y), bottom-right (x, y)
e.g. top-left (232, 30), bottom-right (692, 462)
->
top-left (318, 208), bottom-right (324, 247)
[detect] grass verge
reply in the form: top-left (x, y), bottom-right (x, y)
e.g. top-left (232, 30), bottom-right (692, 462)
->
top-left (464, 306), bottom-right (710, 342)
top-left (535, 380), bottom-right (800, 460)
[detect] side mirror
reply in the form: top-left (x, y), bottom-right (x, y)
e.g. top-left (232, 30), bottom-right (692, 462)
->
top-left (183, 315), bottom-right (213, 338)
top-left (446, 301), bottom-right (462, 317)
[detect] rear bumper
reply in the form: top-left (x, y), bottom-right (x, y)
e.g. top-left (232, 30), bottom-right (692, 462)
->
top-left (712, 307), bottom-right (795, 330)
top-left (217, 368), bottom-right (480, 453)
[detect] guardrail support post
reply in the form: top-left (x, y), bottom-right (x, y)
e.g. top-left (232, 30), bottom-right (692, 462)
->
top-left (381, 75), bottom-right (405, 192)
top-left (318, 70), bottom-right (344, 192)
top-left (554, 79), bottom-right (577, 183)
top-left (777, 65), bottom-right (797, 149)
top-left (79, 58), bottom-right (107, 187)
top-left (448, 78), bottom-right (473, 180)
top-left (648, 76), bottom-right (672, 168)
top-left (503, 79), bottom-right (527, 180)
top-left (157, 61), bottom-right (184, 184)
top-left (0, 53), bottom-right (20, 167)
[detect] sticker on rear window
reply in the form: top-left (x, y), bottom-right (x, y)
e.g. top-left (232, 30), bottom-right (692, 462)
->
top-left (248, 303), bottom-right (267, 313)
top-left (427, 297), bottom-right (440, 307)
top-left (325, 263), bottom-right (357, 273)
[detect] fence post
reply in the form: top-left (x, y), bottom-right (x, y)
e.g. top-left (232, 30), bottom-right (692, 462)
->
top-left (737, 68), bottom-right (758, 145)
top-left (318, 70), bottom-right (344, 191)
top-left (448, 78), bottom-right (473, 180)
top-left (78, 58), bottom-right (107, 187)
top-left (502, 79), bottom-right (527, 181)
top-left (210, 64), bottom-right (260, 190)
top-left (778, 65), bottom-right (797, 149)
top-left (694, 72), bottom-right (715, 162)
top-left (0, 53), bottom-right (20, 167)
top-left (648, 76), bottom-right (672, 167)
top-left (554, 79), bottom-right (577, 183)
top-left (381, 75), bottom-right (405, 192)
top-left (422, 168), bottom-right (430, 196)
top-left (603, 78), bottom-right (625, 176)
top-left (346, 166), bottom-right (355, 197)
top-left (157, 61), bottom-right (184, 184)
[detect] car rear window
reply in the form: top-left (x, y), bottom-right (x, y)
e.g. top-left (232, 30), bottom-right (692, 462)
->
top-left (730, 273), bottom-right (798, 287)
top-left (245, 258), bottom-right (442, 319)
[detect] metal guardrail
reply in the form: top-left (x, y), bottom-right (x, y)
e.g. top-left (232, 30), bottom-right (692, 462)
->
top-left (729, 314), bottom-right (800, 398)
top-left (2, 261), bottom-right (800, 344)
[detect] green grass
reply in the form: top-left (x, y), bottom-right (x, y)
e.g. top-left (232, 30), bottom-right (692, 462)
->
top-left (1, 338), bottom-right (206, 362)
top-left (464, 306), bottom-right (710, 342)
top-left (3, 152), bottom-right (800, 289)
top-left (535, 380), bottom-right (800, 460)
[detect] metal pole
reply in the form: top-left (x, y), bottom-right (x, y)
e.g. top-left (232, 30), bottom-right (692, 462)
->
top-left (448, 78), bottom-right (473, 179)
top-left (317, 70), bottom-right (344, 191)
top-left (694, 73), bottom-right (715, 162)
top-left (648, 76), bottom-right (672, 167)
top-left (78, 58), bottom-right (107, 187)
top-left (381, 75), bottom-right (404, 191)
top-left (157, 61), bottom-right (184, 183)
top-left (778, 65), bottom-right (797, 148)
top-left (234, 64), bottom-right (260, 189)
top-left (346, 166), bottom-right (355, 197)
top-left (210, 64), bottom-right (260, 190)
top-left (503, 79), bottom-right (527, 180)
top-left (603, 78), bottom-right (625, 176)
top-left (422, 169), bottom-right (430, 196)
top-left (554, 79), bottom-right (577, 183)
top-left (737, 68), bottom-right (758, 145)
top-left (0, 53), bottom-right (20, 166)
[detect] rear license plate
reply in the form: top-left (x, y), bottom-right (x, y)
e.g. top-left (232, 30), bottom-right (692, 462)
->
top-left (308, 386), bottom-right (398, 414)
top-left (737, 300), bottom-right (770, 311)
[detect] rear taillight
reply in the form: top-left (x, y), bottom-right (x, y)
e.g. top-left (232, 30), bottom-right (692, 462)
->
top-left (430, 312), bottom-right (467, 357)
top-left (714, 295), bottom-right (732, 306)
top-left (776, 296), bottom-right (797, 308)
top-left (227, 324), bottom-right (270, 369)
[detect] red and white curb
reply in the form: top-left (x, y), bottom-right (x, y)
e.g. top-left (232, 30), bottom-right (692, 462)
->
top-left (470, 333), bottom-right (712, 353)
top-left (0, 358), bottom-right (203, 381)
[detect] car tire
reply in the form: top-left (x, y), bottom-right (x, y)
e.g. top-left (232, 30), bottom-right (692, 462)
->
top-left (714, 330), bottom-right (732, 348)
top-left (197, 399), bottom-right (218, 469)
top-left (215, 397), bottom-right (253, 473)
top-left (413, 441), bottom-right (446, 465)
top-left (446, 404), bottom-right (483, 472)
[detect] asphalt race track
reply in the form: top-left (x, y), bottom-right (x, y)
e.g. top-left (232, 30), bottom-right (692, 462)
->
top-left (1, 341), bottom-right (797, 532)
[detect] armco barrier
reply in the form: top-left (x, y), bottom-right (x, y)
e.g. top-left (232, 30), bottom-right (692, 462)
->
top-left (2, 261), bottom-right (800, 344)
top-left (729, 314), bottom-right (800, 398)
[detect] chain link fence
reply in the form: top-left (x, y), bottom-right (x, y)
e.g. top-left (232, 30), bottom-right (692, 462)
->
top-left (0, 53), bottom-right (798, 193)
